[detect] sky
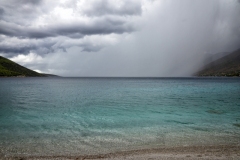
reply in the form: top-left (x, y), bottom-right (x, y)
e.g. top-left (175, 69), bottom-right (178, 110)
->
top-left (0, 0), bottom-right (240, 77)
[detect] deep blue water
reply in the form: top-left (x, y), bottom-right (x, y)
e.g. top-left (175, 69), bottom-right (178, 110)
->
top-left (0, 77), bottom-right (240, 156)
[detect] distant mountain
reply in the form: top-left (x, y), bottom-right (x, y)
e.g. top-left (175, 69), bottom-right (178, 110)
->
top-left (202, 52), bottom-right (230, 66)
top-left (196, 49), bottom-right (240, 77)
top-left (0, 56), bottom-right (57, 77)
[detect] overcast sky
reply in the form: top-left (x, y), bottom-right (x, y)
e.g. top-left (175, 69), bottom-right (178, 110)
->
top-left (0, 0), bottom-right (240, 77)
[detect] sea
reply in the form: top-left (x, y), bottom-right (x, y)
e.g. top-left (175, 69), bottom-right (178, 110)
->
top-left (0, 77), bottom-right (239, 157)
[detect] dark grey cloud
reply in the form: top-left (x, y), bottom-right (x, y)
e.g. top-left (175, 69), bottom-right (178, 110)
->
top-left (0, 8), bottom-right (4, 16)
top-left (19, 0), bottom-right (42, 5)
top-left (0, 21), bottom-right (53, 38)
top-left (0, 46), bottom-right (36, 54)
top-left (0, 16), bottom-right (134, 54)
top-left (0, 38), bottom-right (56, 57)
top-left (52, 18), bottom-right (134, 37)
top-left (81, 45), bottom-right (102, 52)
top-left (81, 0), bottom-right (142, 16)
top-left (0, 0), bottom-right (44, 22)
top-left (0, 18), bottom-right (134, 39)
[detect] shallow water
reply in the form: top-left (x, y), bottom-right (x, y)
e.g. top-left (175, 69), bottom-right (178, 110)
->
top-left (0, 77), bottom-right (240, 156)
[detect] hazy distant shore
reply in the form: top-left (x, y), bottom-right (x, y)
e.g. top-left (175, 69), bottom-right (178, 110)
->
top-left (3, 145), bottom-right (240, 160)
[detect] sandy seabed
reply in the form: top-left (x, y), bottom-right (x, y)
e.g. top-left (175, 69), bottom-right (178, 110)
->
top-left (2, 145), bottom-right (240, 160)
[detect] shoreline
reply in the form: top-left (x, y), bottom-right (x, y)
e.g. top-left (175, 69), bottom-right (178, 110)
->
top-left (3, 145), bottom-right (240, 160)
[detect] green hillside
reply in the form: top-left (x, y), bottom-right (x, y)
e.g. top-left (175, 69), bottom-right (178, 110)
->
top-left (0, 56), bottom-right (45, 77)
top-left (196, 49), bottom-right (240, 77)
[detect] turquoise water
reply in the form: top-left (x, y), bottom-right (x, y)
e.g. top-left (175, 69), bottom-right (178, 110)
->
top-left (0, 77), bottom-right (240, 156)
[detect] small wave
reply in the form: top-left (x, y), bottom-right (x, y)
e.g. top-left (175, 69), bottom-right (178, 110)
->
top-left (189, 126), bottom-right (210, 132)
top-left (165, 120), bottom-right (193, 125)
top-left (233, 123), bottom-right (240, 128)
top-left (206, 110), bottom-right (225, 115)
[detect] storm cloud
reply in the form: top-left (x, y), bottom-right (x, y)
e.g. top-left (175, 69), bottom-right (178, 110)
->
top-left (0, 17), bottom-right (135, 39)
top-left (0, 0), bottom-right (140, 54)
top-left (0, 0), bottom-right (240, 76)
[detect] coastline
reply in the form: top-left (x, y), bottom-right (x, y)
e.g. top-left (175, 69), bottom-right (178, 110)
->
top-left (3, 145), bottom-right (240, 160)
